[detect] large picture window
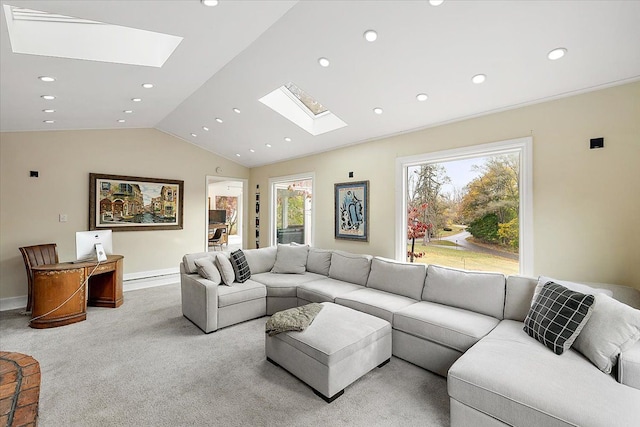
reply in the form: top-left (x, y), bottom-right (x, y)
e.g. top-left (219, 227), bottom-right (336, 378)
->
top-left (396, 137), bottom-right (532, 275)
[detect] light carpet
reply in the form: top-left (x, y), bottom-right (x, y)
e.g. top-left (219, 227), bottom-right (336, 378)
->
top-left (0, 283), bottom-right (449, 426)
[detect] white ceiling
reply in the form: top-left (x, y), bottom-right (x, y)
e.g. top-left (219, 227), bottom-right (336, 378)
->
top-left (2, 0), bottom-right (639, 168)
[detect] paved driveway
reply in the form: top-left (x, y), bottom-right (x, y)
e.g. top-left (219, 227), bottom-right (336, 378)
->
top-left (437, 231), bottom-right (518, 260)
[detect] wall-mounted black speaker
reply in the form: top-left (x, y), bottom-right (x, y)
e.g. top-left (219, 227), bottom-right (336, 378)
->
top-left (590, 137), bottom-right (604, 149)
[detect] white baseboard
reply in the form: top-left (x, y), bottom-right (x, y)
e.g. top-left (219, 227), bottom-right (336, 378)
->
top-left (0, 295), bottom-right (28, 312)
top-left (0, 268), bottom-right (180, 312)
top-left (123, 272), bottom-right (180, 292)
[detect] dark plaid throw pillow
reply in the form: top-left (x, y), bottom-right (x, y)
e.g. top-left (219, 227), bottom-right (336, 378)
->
top-left (230, 249), bottom-right (251, 283)
top-left (524, 281), bottom-right (595, 355)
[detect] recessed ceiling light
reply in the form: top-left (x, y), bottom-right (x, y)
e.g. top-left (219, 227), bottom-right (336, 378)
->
top-left (201, 0), bottom-right (219, 6)
top-left (364, 30), bottom-right (378, 42)
top-left (284, 137), bottom-right (292, 142)
top-left (429, 0), bottom-right (445, 6)
top-left (233, 108), bottom-right (241, 114)
top-left (373, 107), bottom-right (383, 115)
top-left (249, 149), bottom-right (255, 153)
top-left (132, 98), bottom-right (142, 102)
top-left (472, 74), bottom-right (486, 84)
top-left (548, 47), bottom-right (567, 60)
top-left (265, 143), bottom-right (272, 148)
top-left (117, 119), bottom-right (126, 123)
top-left (215, 118), bottom-right (223, 123)
top-left (318, 57), bottom-right (330, 67)
top-left (141, 83), bottom-right (154, 89)
top-left (191, 133), bottom-right (197, 137)
top-left (43, 120), bottom-right (55, 123)
top-left (42, 109), bottom-right (55, 113)
top-left (235, 153), bottom-right (241, 157)
top-left (416, 93), bottom-right (428, 102)
top-left (38, 76), bottom-right (55, 82)
top-left (202, 126), bottom-right (209, 131)
top-left (41, 95), bottom-right (55, 100)
top-left (123, 110), bottom-right (133, 114)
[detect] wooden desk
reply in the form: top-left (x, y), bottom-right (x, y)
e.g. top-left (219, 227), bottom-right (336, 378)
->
top-left (30, 255), bottom-right (123, 329)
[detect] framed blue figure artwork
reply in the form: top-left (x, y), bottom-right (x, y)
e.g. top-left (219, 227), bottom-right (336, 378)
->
top-left (334, 181), bottom-right (369, 241)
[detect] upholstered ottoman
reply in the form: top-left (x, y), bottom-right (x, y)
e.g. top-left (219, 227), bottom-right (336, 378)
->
top-left (265, 302), bottom-right (392, 402)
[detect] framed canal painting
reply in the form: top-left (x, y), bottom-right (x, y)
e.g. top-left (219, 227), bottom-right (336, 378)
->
top-left (334, 180), bottom-right (369, 241)
top-left (89, 173), bottom-right (184, 231)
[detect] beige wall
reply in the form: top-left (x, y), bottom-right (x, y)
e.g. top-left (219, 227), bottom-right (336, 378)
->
top-left (0, 128), bottom-right (248, 299)
top-left (250, 81), bottom-right (640, 290)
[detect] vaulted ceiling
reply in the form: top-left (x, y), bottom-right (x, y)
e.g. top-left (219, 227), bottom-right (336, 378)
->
top-left (2, 0), bottom-right (639, 167)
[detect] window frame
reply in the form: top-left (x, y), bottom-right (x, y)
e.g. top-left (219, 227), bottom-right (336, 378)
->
top-left (394, 137), bottom-right (533, 275)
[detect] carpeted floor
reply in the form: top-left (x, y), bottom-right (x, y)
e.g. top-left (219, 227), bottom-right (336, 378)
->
top-left (0, 283), bottom-right (450, 426)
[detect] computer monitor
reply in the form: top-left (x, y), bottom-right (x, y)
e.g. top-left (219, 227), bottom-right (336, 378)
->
top-left (75, 230), bottom-right (113, 262)
top-left (209, 209), bottom-right (227, 224)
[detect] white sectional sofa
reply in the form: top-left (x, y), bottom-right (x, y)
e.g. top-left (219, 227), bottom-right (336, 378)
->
top-left (180, 244), bottom-right (640, 426)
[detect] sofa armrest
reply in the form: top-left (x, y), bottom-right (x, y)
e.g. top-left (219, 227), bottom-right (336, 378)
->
top-left (180, 266), bottom-right (219, 333)
top-left (618, 340), bottom-right (640, 390)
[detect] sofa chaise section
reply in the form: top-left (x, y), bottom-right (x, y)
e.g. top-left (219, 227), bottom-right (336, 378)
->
top-left (448, 320), bottom-right (640, 427)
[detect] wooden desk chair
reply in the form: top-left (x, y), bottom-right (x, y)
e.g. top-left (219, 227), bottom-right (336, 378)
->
top-left (19, 243), bottom-right (59, 312)
top-left (208, 228), bottom-right (225, 251)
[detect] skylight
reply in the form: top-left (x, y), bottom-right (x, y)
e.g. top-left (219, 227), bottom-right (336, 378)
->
top-left (284, 83), bottom-right (328, 116)
top-left (259, 82), bottom-right (347, 136)
top-left (3, 5), bottom-right (183, 67)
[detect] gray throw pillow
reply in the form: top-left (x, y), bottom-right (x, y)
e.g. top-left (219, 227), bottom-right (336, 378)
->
top-left (194, 257), bottom-right (221, 285)
top-left (573, 293), bottom-right (640, 374)
top-left (271, 244), bottom-right (308, 274)
top-left (230, 249), bottom-right (251, 283)
top-left (524, 281), bottom-right (595, 355)
top-left (214, 253), bottom-right (235, 286)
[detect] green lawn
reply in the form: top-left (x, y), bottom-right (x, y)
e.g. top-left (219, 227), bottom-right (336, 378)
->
top-left (408, 243), bottom-right (519, 275)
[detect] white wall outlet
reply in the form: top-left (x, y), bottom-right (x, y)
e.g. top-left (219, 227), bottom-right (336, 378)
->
top-left (59, 214), bottom-right (68, 222)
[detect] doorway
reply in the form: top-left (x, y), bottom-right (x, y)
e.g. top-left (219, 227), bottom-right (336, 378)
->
top-left (206, 176), bottom-right (248, 252)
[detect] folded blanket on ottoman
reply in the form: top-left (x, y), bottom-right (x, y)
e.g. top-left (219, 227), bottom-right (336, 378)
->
top-left (265, 303), bottom-right (323, 336)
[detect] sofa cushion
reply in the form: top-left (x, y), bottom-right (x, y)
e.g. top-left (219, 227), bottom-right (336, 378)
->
top-left (394, 301), bottom-right (499, 353)
top-left (230, 249), bottom-right (251, 283)
top-left (335, 288), bottom-right (417, 323)
top-left (214, 253), bottom-right (235, 286)
top-left (251, 272), bottom-right (326, 298)
top-left (423, 265), bottom-right (505, 319)
top-left (523, 281), bottom-right (594, 355)
top-left (573, 293), bottom-right (640, 374)
top-left (448, 320), bottom-right (640, 427)
top-left (328, 251), bottom-right (372, 286)
top-left (182, 251), bottom-right (213, 274)
top-left (297, 278), bottom-right (364, 303)
top-left (271, 244), bottom-right (309, 274)
top-left (533, 275), bottom-right (613, 305)
top-left (217, 279), bottom-right (266, 308)
top-left (193, 257), bottom-right (221, 284)
top-left (504, 275), bottom-right (537, 321)
top-left (242, 246), bottom-right (277, 274)
top-left (306, 248), bottom-right (332, 276)
top-left (366, 257), bottom-right (426, 301)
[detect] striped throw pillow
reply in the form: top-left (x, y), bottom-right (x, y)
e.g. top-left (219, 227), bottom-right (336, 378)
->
top-left (230, 249), bottom-right (251, 283)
